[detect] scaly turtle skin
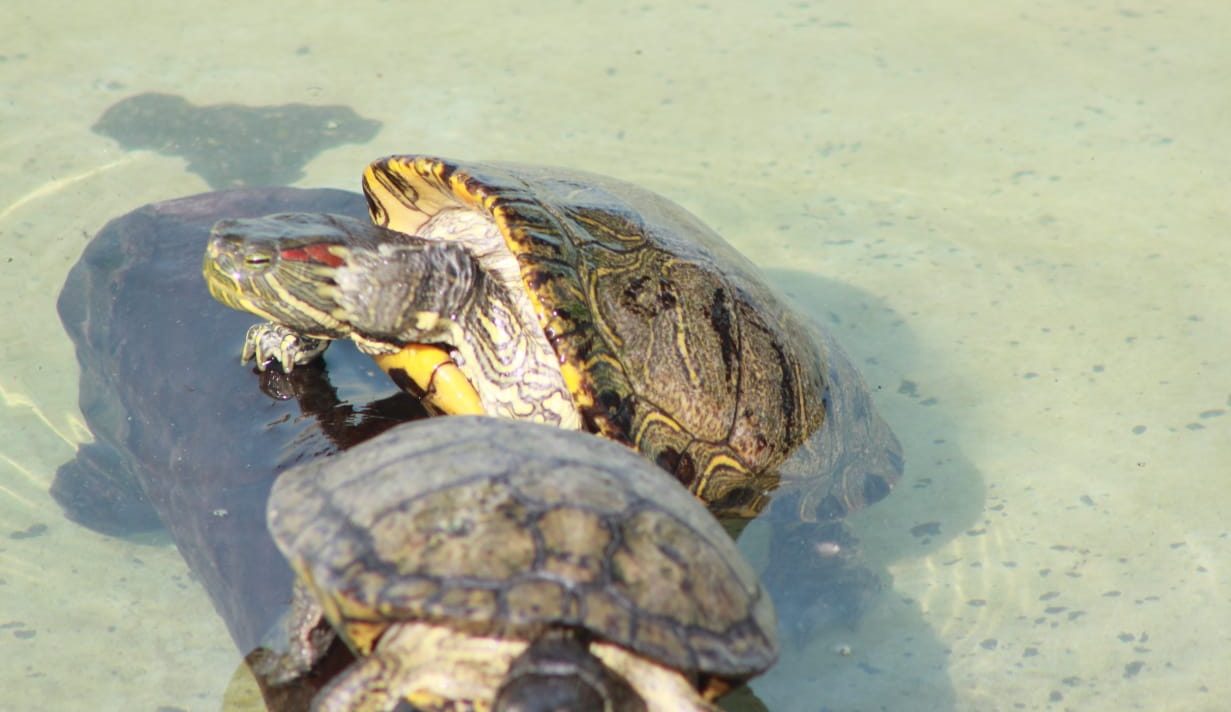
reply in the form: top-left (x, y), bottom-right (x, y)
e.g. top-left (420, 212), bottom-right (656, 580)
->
top-left (268, 416), bottom-right (777, 711)
top-left (204, 155), bottom-right (902, 521)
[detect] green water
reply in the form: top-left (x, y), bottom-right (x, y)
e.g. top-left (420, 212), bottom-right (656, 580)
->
top-left (3, 2), bottom-right (1228, 710)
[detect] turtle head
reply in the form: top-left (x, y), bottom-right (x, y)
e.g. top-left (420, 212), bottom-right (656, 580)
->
top-left (204, 213), bottom-right (384, 338)
top-left (494, 632), bottom-right (648, 712)
top-left (205, 212), bottom-right (481, 345)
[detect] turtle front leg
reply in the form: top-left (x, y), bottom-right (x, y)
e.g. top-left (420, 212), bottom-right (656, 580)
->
top-left (249, 579), bottom-right (337, 686)
top-left (242, 322), bottom-right (330, 372)
top-left (759, 519), bottom-right (883, 644)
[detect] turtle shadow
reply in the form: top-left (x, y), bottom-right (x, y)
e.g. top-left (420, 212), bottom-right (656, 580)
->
top-left (764, 267), bottom-right (987, 560)
top-left (92, 92), bottom-right (382, 189)
top-left (745, 267), bottom-right (984, 711)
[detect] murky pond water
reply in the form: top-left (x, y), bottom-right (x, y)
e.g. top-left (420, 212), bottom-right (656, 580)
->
top-left (3, 2), bottom-right (1228, 710)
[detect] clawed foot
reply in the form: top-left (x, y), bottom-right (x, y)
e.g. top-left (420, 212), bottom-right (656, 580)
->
top-left (251, 580), bottom-right (336, 685)
top-left (760, 520), bottom-right (886, 645)
top-left (242, 322), bottom-right (329, 372)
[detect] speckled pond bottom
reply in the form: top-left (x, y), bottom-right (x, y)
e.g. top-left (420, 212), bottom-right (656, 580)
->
top-left (3, 2), bottom-right (1228, 710)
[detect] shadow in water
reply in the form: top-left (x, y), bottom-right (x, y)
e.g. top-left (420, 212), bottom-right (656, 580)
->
top-left (92, 92), bottom-right (381, 188)
top-left (742, 267), bottom-right (986, 711)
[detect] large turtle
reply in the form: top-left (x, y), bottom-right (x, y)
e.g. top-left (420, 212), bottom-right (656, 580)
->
top-left (203, 155), bottom-right (902, 525)
top-left (267, 415), bottom-right (777, 711)
top-left (54, 186), bottom-right (422, 645)
top-left (55, 187), bottom-right (443, 709)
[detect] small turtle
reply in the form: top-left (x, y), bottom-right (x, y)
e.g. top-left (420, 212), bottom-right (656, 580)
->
top-left (267, 415), bottom-right (777, 711)
top-left (204, 155), bottom-right (902, 523)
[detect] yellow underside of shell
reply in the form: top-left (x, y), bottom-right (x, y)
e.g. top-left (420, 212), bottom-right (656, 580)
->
top-left (374, 344), bottom-right (486, 416)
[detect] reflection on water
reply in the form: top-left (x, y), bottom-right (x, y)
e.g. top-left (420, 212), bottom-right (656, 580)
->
top-left (3, 1), bottom-right (1229, 710)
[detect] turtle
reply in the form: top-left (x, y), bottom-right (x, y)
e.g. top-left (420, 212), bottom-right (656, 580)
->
top-left (266, 414), bottom-right (778, 711)
top-left (57, 187), bottom-right (440, 709)
top-left (203, 155), bottom-right (903, 525)
top-left (54, 186), bottom-right (421, 644)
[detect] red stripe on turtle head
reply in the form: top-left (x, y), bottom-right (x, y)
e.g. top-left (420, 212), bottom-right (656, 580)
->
top-left (280, 244), bottom-right (346, 268)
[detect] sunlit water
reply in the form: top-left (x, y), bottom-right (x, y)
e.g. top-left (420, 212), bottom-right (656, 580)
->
top-left (3, 2), bottom-right (1228, 710)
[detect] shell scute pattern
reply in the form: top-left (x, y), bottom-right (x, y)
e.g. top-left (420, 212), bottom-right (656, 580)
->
top-left (268, 417), bottom-right (777, 677)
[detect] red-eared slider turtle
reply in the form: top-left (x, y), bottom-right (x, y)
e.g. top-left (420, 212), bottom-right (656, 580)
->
top-left (204, 155), bottom-right (902, 525)
top-left (268, 415), bottom-right (777, 711)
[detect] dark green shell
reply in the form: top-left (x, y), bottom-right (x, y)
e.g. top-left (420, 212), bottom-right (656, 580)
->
top-left (365, 156), bottom-right (901, 519)
top-left (267, 416), bottom-right (778, 679)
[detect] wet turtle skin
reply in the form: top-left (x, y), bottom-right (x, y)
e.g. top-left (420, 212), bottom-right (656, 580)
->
top-left (268, 415), bottom-right (778, 711)
top-left (205, 156), bottom-right (903, 525)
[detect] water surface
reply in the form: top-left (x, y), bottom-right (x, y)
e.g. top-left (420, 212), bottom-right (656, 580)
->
top-left (2, 2), bottom-right (1228, 710)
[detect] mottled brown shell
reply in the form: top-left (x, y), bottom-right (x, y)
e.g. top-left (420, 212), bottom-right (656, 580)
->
top-left (364, 156), bottom-right (902, 519)
top-left (267, 416), bottom-right (778, 679)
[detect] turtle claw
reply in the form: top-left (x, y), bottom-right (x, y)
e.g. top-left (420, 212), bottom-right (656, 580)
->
top-left (252, 580), bottom-right (336, 685)
top-left (242, 322), bottom-right (329, 373)
top-left (760, 520), bottom-right (884, 645)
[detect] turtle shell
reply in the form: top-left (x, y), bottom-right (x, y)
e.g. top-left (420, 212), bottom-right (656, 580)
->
top-left (267, 415), bottom-right (778, 679)
top-left (362, 156), bottom-right (901, 519)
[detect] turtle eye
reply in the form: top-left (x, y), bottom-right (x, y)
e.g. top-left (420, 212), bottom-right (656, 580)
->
top-left (244, 253), bottom-right (272, 268)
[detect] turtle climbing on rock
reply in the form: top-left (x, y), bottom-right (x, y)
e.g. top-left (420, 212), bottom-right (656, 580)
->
top-left (204, 154), bottom-right (903, 640)
top-left (204, 154), bottom-right (902, 522)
